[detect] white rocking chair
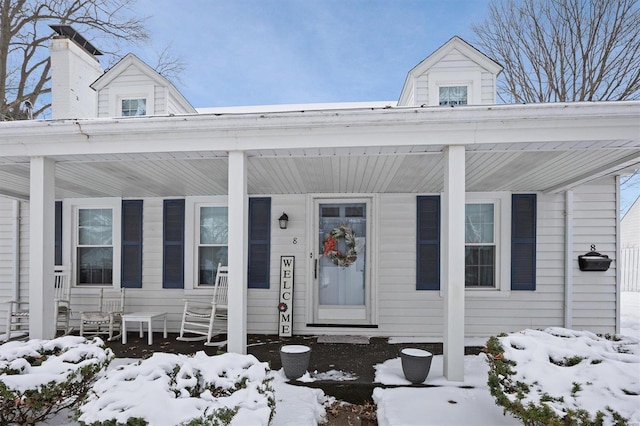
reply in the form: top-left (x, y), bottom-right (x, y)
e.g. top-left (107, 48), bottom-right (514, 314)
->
top-left (53, 267), bottom-right (72, 336)
top-left (4, 266), bottom-right (70, 342)
top-left (177, 264), bottom-right (228, 346)
top-left (79, 288), bottom-right (125, 341)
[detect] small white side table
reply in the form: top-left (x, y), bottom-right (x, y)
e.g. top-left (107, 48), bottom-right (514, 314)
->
top-left (121, 312), bottom-right (168, 345)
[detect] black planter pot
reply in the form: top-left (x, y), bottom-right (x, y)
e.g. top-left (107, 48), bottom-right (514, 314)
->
top-left (400, 348), bottom-right (433, 384)
top-left (280, 345), bottom-right (311, 380)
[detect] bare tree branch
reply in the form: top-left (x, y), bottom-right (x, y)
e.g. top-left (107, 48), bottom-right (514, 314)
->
top-left (472, 0), bottom-right (640, 103)
top-left (1, 0), bottom-right (150, 120)
top-left (152, 43), bottom-right (185, 86)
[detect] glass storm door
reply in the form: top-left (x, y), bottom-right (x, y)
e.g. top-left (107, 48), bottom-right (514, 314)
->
top-left (314, 199), bottom-right (370, 324)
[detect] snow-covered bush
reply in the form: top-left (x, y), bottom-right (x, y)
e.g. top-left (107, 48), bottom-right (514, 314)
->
top-left (486, 328), bottom-right (640, 426)
top-left (0, 336), bottom-right (114, 425)
top-left (78, 351), bottom-right (275, 426)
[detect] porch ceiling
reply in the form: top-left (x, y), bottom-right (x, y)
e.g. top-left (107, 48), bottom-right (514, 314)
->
top-left (1, 145), bottom-right (639, 200)
top-left (0, 101), bottom-right (638, 200)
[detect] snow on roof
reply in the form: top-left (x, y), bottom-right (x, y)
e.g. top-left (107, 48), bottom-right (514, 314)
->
top-left (196, 101), bottom-right (397, 114)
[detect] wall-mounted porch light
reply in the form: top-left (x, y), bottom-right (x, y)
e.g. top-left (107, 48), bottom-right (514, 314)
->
top-left (278, 212), bottom-right (289, 230)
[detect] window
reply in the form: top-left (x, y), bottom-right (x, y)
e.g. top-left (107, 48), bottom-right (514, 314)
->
top-left (427, 71), bottom-right (481, 106)
top-left (121, 98), bottom-right (146, 116)
top-left (108, 85), bottom-right (154, 117)
top-left (197, 206), bottom-right (228, 286)
top-left (465, 203), bottom-right (495, 287)
top-left (416, 193), bottom-right (533, 293)
top-left (77, 208), bottom-right (113, 285)
top-left (439, 86), bottom-right (468, 106)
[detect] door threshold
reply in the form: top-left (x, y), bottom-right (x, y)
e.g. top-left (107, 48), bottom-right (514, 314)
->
top-left (306, 323), bottom-right (378, 328)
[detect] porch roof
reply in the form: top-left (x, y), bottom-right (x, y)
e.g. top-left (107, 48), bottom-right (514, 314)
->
top-left (0, 101), bottom-right (638, 200)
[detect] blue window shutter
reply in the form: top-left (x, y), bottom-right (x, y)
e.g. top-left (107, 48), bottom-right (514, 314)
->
top-left (163, 199), bottom-right (184, 289)
top-left (122, 200), bottom-right (143, 288)
top-left (511, 194), bottom-right (537, 290)
top-left (248, 197), bottom-right (271, 289)
top-left (417, 196), bottom-right (440, 290)
top-left (55, 201), bottom-right (62, 266)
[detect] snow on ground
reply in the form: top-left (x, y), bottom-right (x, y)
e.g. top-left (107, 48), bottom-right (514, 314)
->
top-left (374, 353), bottom-right (520, 425)
top-left (0, 336), bottom-right (112, 392)
top-left (622, 291), bottom-right (640, 339)
top-left (498, 328), bottom-right (639, 424)
top-left (3, 292), bottom-right (639, 425)
top-left (78, 351), bottom-right (275, 425)
top-left (373, 292), bottom-right (640, 426)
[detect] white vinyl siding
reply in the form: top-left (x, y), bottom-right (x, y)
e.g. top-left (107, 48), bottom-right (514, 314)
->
top-left (411, 48), bottom-right (496, 107)
top-left (96, 64), bottom-right (163, 117)
top-left (0, 180), bottom-right (618, 337)
top-left (0, 199), bottom-right (29, 328)
top-left (247, 195), bottom-right (306, 334)
top-left (571, 178), bottom-right (617, 333)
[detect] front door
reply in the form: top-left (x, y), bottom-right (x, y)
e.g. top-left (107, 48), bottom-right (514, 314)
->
top-left (313, 199), bottom-right (371, 325)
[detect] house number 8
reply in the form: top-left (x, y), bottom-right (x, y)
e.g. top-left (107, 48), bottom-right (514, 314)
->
top-left (292, 237), bottom-right (298, 245)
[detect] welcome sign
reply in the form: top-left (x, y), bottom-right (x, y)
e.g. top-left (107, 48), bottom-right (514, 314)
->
top-left (278, 256), bottom-right (295, 337)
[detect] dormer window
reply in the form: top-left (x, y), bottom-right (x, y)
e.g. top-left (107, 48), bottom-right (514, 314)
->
top-left (439, 86), bottom-right (468, 106)
top-left (121, 98), bottom-right (147, 116)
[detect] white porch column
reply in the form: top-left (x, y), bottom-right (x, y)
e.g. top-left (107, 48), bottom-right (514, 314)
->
top-left (29, 156), bottom-right (56, 340)
top-left (442, 145), bottom-right (465, 381)
top-left (227, 151), bottom-right (248, 354)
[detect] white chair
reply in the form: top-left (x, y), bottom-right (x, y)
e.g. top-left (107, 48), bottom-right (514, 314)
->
top-left (53, 267), bottom-right (72, 336)
top-left (177, 264), bottom-right (228, 346)
top-left (79, 288), bottom-right (125, 341)
top-left (5, 267), bottom-right (70, 342)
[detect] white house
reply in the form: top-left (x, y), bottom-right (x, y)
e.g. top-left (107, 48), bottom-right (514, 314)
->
top-left (620, 196), bottom-right (640, 291)
top-left (622, 196), bottom-right (640, 249)
top-left (1, 29), bottom-right (639, 380)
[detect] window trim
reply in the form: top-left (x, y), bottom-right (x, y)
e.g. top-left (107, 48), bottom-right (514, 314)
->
top-left (62, 198), bottom-right (122, 288)
top-left (196, 205), bottom-right (228, 288)
top-left (439, 85), bottom-right (468, 106)
top-left (120, 98), bottom-right (147, 116)
top-left (184, 196), bottom-right (228, 292)
top-left (108, 85), bottom-right (155, 117)
top-left (465, 202), bottom-right (497, 288)
top-left (463, 193), bottom-right (511, 296)
top-left (427, 71), bottom-right (481, 107)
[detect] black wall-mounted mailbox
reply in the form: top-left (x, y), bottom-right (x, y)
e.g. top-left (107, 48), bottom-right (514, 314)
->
top-left (578, 251), bottom-right (612, 271)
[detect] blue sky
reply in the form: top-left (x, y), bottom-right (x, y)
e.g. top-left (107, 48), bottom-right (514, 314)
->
top-left (118, 0), bottom-right (638, 213)
top-left (125, 0), bottom-right (490, 108)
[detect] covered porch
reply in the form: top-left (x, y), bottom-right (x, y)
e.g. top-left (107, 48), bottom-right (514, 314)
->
top-left (1, 101), bottom-right (639, 380)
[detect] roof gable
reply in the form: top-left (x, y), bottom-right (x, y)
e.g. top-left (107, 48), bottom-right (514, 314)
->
top-left (91, 53), bottom-right (196, 114)
top-left (398, 36), bottom-right (502, 105)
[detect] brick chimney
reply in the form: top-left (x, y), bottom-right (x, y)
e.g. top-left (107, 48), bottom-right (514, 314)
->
top-left (49, 26), bottom-right (104, 119)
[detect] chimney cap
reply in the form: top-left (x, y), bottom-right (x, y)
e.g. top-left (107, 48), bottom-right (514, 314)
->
top-left (49, 25), bottom-right (103, 56)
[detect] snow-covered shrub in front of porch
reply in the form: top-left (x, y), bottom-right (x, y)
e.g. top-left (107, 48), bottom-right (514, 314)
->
top-left (0, 336), bottom-right (114, 425)
top-left (78, 351), bottom-right (275, 425)
top-left (485, 328), bottom-right (640, 425)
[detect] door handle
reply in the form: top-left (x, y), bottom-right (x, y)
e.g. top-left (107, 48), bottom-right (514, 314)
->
top-left (314, 259), bottom-right (318, 279)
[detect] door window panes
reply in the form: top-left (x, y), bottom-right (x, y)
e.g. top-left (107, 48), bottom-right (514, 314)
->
top-left (318, 203), bottom-right (366, 305)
